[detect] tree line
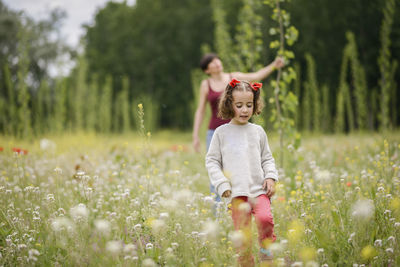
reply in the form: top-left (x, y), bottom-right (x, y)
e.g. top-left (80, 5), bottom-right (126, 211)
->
top-left (0, 0), bottom-right (399, 138)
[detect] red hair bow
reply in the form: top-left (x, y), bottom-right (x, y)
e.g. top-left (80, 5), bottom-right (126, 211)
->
top-left (229, 79), bottom-right (241, 87)
top-left (251, 82), bottom-right (262, 91)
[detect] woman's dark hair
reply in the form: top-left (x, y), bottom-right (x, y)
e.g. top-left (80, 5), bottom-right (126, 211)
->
top-left (218, 80), bottom-right (264, 119)
top-left (199, 53), bottom-right (219, 71)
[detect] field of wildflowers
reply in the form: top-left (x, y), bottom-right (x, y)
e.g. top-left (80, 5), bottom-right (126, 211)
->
top-left (0, 131), bottom-right (399, 266)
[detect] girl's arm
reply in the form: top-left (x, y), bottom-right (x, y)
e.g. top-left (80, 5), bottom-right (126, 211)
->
top-left (232, 57), bottom-right (284, 82)
top-left (259, 127), bottom-right (279, 181)
top-left (205, 131), bottom-right (231, 197)
top-left (192, 79), bottom-right (209, 153)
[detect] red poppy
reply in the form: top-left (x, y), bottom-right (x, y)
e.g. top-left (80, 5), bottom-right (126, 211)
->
top-left (12, 147), bottom-right (21, 153)
top-left (346, 181), bottom-right (352, 187)
top-left (251, 82), bottom-right (262, 91)
top-left (229, 78), bottom-right (240, 87)
top-left (11, 147), bottom-right (28, 155)
top-left (0, 147), bottom-right (3, 152)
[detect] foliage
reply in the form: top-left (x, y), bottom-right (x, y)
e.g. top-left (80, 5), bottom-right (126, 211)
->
top-left (264, 0), bottom-right (300, 167)
top-left (0, 0), bottom-right (399, 135)
top-left (234, 0), bottom-right (264, 72)
top-left (85, 0), bottom-right (214, 128)
top-left (210, 0), bottom-right (237, 71)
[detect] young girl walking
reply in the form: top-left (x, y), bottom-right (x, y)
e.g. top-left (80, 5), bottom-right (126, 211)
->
top-left (206, 79), bottom-right (278, 266)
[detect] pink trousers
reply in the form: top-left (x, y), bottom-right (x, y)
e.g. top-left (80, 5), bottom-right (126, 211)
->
top-left (231, 194), bottom-right (276, 267)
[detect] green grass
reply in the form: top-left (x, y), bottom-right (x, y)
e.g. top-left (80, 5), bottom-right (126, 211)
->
top-left (0, 131), bottom-right (399, 266)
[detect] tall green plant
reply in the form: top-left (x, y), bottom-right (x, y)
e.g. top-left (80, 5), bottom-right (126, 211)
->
top-left (3, 64), bottom-right (16, 135)
top-left (321, 84), bottom-right (331, 132)
top-left (293, 62), bottom-right (301, 130)
top-left (53, 78), bottom-right (67, 134)
top-left (35, 79), bottom-right (51, 135)
top-left (85, 75), bottom-right (99, 132)
top-left (346, 32), bottom-right (368, 130)
top-left (264, 0), bottom-right (299, 167)
top-left (335, 32), bottom-right (368, 132)
top-left (210, 0), bottom-right (237, 71)
top-left (335, 37), bottom-right (354, 132)
top-left (73, 56), bottom-right (87, 131)
top-left (235, 0), bottom-right (263, 72)
top-left (98, 76), bottom-right (112, 133)
top-left (390, 60), bottom-right (398, 128)
top-left (304, 53), bottom-right (320, 132)
top-left (16, 28), bottom-right (31, 138)
top-left (377, 0), bottom-right (396, 131)
top-left (118, 76), bottom-right (130, 133)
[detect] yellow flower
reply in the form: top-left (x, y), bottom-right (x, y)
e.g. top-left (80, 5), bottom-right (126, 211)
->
top-left (287, 220), bottom-right (304, 244)
top-left (138, 103), bottom-right (143, 109)
top-left (145, 217), bottom-right (155, 227)
top-left (299, 247), bottom-right (316, 262)
top-left (390, 197), bottom-right (400, 211)
top-left (361, 245), bottom-right (377, 260)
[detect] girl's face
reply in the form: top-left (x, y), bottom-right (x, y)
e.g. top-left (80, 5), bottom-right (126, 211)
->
top-left (205, 58), bottom-right (223, 74)
top-left (231, 90), bottom-right (254, 125)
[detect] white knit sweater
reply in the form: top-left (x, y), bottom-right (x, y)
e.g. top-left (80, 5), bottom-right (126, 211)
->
top-left (205, 122), bottom-right (278, 199)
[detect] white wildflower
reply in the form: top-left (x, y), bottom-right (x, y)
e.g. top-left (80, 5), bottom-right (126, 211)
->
top-left (305, 261), bottom-right (319, 267)
top-left (351, 199), bottom-right (375, 220)
top-left (70, 203), bottom-right (89, 221)
top-left (151, 219), bottom-right (166, 235)
top-left (201, 220), bottom-right (219, 241)
top-left (133, 224), bottom-right (142, 231)
top-left (229, 230), bottom-right (245, 248)
top-left (106, 240), bottom-right (122, 255)
top-left (387, 236), bottom-right (395, 243)
top-left (94, 219), bottom-right (111, 236)
top-left (269, 243), bottom-right (283, 254)
top-left (238, 202), bottom-right (251, 213)
top-left (291, 262), bottom-right (303, 267)
top-left (123, 243), bottom-right (137, 255)
top-left (145, 243), bottom-right (153, 250)
top-left (374, 239), bottom-right (382, 247)
top-left (40, 138), bottom-right (56, 151)
top-left (142, 258), bottom-right (156, 267)
top-left (51, 217), bottom-right (74, 232)
top-left (316, 170), bottom-right (331, 183)
top-left (159, 212), bottom-right (169, 220)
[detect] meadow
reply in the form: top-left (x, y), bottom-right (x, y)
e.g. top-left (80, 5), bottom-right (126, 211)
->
top-left (0, 130), bottom-right (399, 266)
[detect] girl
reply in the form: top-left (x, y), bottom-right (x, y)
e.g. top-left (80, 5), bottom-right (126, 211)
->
top-left (205, 79), bottom-right (278, 266)
top-left (193, 53), bottom-right (283, 202)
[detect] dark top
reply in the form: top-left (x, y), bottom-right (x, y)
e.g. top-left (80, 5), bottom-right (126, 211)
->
top-left (206, 76), bottom-right (230, 130)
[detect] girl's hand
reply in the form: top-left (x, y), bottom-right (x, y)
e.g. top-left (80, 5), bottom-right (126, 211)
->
top-left (192, 137), bottom-right (201, 153)
top-left (263, 178), bottom-right (276, 197)
top-left (222, 190), bottom-right (231, 198)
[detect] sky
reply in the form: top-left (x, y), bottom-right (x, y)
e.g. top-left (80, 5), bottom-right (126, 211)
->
top-left (3, 0), bottom-right (136, 76)
top-left (4, 0), bottom-right (136, 48)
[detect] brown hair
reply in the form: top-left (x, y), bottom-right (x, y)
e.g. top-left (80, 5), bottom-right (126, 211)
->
top-left (218, 80), bottom-right (264, 119)
top-left (199, 53), bottom-right (219, 71)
